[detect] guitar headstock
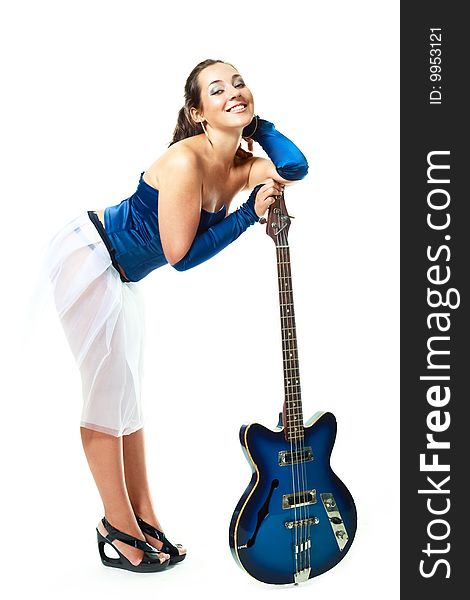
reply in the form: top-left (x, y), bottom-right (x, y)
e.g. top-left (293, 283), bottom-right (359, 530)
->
top-left (265, 191), bottom-right (293, 246)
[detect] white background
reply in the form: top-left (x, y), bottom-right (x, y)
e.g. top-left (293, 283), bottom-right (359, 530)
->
top-left (1, 1), bottom-right (399, 598)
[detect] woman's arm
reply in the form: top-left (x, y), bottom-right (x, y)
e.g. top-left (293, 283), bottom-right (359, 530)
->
top-left (242, 116), bottom-right (309, 189)
top-left (158, 148), bottom-right (283, 272)
top-left (157, 148), bottom-right (203, 265)
top-left (171, 186), bottom-right (261, 271)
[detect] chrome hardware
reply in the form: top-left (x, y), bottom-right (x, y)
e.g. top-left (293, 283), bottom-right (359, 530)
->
top-left (294, 568), bottom-right (311, 584)
top-left (278, 447), bottom-right (313, 467)
top-left (282, 489), bottom-right (316, 510)
top-left (320, 492), bottom-right (349, 551)
top-left (295, 539), bottom-right (311, 553)
top-left (285, 517), bottom-right (319, 529)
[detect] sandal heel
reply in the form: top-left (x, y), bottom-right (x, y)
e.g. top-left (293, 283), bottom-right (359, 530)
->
top-left (96, 517), bottom-right (170, 573)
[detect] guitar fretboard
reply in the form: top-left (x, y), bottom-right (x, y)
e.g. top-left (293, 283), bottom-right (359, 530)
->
top-left (276, 240), bottom-right (304, 442)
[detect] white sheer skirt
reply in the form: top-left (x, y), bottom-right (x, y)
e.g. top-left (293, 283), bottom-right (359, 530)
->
top-left (44, 211), bottom-right (145, 437)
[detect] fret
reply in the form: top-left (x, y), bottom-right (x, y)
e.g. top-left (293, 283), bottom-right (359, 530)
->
top-left (275, 229), bottom-right (305, 445)
top-left (286, 436), bottom-right (305, 442)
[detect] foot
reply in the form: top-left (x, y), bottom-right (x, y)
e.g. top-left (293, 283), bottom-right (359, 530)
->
top-left (136, 514), bottom-right (187, 560)
top-left (97, 519), bottom-right (170, 566)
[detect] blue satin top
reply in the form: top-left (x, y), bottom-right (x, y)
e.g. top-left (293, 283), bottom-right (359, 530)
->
top-left (104, 172), bottom-right (226, 282)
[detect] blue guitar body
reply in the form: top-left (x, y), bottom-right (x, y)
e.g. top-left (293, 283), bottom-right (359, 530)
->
top-left (229, 411), bottom-right (357, 585)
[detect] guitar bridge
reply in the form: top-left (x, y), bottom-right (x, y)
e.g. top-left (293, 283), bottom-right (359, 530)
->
top-left (282, 489), bottom-right (316, 510)
top-left (285, 516), bottom-right (319, 529)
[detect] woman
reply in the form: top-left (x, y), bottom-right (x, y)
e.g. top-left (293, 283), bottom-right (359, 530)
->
top-left (45, 58), bottom-right (308, 573)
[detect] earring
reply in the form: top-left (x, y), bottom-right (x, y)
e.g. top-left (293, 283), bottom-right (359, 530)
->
top-left (200, 120), bottom-right (213, 146)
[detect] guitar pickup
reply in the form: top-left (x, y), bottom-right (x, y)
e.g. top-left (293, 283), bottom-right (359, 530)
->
top-left (282, 489), bottom-right (316, 510)
top-left (279, 447), bottom-right (313, 466)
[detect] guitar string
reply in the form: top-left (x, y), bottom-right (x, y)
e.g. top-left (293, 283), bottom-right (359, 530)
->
top-left (279, 225), bottom-right (305, 574)
top-left (277, 235), bottom-right (298, 576)
top-left (283, 224), bottom-right (311, 573)
top-left (281, 227), bottom-right (306, 573)
top-left (285, 226), bottom-right (306, 574)
top-left (280, 225), bottom-right (309, 574)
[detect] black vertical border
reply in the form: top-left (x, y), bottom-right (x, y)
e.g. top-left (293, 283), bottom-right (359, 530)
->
top-left (401, 3), bottom-right (466, 597)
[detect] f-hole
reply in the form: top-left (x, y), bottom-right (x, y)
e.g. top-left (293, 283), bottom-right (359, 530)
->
top-left (246, 479), bottom-right (279, 548)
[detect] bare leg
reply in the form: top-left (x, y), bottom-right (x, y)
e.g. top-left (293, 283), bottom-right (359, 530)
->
top-left (80, 426), bottom-right (170, 565)
top-left (122, 427), bottom-right (186, 557)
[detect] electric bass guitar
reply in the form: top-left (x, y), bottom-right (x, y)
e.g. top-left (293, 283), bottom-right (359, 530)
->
top-left (229, 193), bottom-right (357, 585)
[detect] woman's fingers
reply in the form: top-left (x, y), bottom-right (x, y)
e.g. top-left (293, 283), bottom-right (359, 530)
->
top-left (254, 181), bottom-right (285, 217)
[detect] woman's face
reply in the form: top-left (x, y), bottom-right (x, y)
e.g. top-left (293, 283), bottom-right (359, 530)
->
top-left (194, 62), bottom-right (255, 131)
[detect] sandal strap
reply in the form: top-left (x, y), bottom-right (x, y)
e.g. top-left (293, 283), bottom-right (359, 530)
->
top-left (102, 517), bottom-right (159, 553)
top-left (136, 516), bottom-right (179, 554)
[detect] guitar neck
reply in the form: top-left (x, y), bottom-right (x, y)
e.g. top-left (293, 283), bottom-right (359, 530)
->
top-left (275, 238), bottom-right (304, 442)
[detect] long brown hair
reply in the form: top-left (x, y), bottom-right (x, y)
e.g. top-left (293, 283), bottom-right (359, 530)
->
top-left (169, 58), bottom-right (236, 147)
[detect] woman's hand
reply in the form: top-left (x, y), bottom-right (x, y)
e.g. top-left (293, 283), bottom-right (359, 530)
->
top-left (254, 178), bottom-right (285, 218)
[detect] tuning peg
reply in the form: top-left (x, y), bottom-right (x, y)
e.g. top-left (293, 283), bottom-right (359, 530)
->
top-left (259, 217), bottom-right (267, 224)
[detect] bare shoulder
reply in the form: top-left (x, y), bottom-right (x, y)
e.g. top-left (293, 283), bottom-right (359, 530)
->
top-left (144, 138), bottom-right (203, 189)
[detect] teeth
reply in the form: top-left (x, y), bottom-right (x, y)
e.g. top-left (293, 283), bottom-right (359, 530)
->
top-left (228, 104), bottom-right (246, 112)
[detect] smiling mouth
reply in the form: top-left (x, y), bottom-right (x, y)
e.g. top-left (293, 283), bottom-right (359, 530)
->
top-left (226, 103), bottom-right (247, 113)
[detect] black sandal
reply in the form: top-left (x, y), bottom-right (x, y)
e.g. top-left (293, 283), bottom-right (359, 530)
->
top-left (96, 516), bottom-right (170, 572)
top-left (135, 515), bottom-right (186, 564)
